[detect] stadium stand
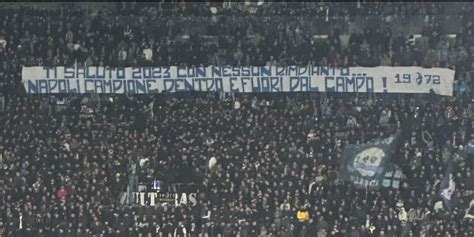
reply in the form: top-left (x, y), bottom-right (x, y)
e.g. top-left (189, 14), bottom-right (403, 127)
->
top-left (0, 2), bottom-right (473, 237)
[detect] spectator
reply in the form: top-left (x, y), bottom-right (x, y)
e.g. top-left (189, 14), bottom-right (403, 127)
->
top-left (56, 186), bottom-right (69, 200)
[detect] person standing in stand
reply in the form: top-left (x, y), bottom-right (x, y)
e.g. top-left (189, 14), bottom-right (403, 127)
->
top-left (56, 185), bottom-right (69, 205)
top-left (173, 221), bottom-right (187, 237)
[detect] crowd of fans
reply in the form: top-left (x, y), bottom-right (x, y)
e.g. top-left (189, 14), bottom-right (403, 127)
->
top-left (121, 2), bottom-right (447, 18)
top-left (0, 2), bottom-right (474, 237)
top-left (2, 92), bottom-right (473, 236)
top-left (0, 2), bottom-right (472, 96)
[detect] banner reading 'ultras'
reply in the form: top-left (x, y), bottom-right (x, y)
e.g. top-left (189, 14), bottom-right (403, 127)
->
top-left (22, 66), bottom-right (455, 96)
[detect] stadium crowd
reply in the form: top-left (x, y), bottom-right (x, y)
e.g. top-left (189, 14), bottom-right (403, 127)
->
top-left (1, 2), bottom-right (474, 237)
top-left (0, 2), bottom-right (472, 96)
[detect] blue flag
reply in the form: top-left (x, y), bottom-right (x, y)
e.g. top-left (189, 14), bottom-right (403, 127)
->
top-left (342, 133), bottom-right (402, 189)
top-left (438, 162), bottom-right (458, 211)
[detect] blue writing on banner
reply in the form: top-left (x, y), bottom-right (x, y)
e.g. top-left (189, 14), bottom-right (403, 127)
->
top-left (21, 66), bottom-right (454, 96)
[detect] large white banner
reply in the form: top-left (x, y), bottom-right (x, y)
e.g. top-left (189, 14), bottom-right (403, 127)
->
top-left (22, 66), bottom-right (455, 96)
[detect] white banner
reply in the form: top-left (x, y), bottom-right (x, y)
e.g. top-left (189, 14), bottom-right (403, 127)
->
top-left (22, 66), bottom-right (455, 96)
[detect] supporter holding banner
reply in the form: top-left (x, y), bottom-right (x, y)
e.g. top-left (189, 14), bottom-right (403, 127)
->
top-left (22, 66), bottom-right (455, 96)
